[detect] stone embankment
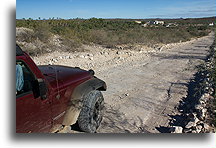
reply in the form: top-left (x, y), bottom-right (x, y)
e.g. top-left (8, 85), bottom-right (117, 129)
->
top-left (169, 42), bottom-right (215, 133)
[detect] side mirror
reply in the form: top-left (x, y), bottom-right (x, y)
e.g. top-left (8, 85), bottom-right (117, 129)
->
top-left (37, 79), bottom-right (48, 100)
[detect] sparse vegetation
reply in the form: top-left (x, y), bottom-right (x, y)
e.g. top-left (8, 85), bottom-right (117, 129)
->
top-left (204, 41), bottom-right (215, 128)
top-left (16, 17), bottom-right (215, 56)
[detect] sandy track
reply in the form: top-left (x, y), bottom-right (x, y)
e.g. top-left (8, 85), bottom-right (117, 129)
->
top-left (33, 32), bottom-right (215, 133)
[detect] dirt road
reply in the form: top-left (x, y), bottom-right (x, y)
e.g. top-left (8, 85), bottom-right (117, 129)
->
top-left (33, 32), bottom-right (215, 133)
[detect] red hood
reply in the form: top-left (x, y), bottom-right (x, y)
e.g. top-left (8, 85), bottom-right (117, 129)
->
top-left (38, 65), bottom-right (92, 89)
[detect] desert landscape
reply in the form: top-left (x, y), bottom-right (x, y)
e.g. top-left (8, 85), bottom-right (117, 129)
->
top-left (16, 17), bottom-right (215, 133)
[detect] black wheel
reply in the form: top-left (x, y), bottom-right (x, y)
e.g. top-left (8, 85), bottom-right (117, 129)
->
top-left (78, 90), bottom-right (104, 133)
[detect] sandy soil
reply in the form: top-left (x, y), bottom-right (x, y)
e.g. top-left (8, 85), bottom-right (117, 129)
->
top-left (32, 32), bottom-right (215, 133)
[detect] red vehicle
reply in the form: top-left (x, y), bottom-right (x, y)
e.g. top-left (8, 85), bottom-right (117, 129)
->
top-left (16, 44), bottom-right (106, 133)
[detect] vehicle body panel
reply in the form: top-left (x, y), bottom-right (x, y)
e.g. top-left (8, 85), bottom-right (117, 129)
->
top-left (16, 93), bottom-right (52, 133)
top-left (38, 65), bottom-right (92, 126)
top-left (16, 44), bottom-right (106, 133)
top-left (16, 54), bottom-right (52, 133)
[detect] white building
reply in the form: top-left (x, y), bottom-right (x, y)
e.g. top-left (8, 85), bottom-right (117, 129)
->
top-left (209, 22), bottom-right (214, 26)
top-left (135, 21), bottom-right (142, 24)
top-left (154, 20), bottom-right (164, 25)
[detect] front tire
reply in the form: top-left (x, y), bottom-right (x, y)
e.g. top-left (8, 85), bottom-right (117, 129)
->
top-left (78, 90), bottom-right (104, 133)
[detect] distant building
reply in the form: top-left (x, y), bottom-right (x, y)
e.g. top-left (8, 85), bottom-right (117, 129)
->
top-left (154, 20), bottom-right (164, 25)
top-left (166, 23), bottom-right (178, 27)
top-left (143, 20), bottom-right (165, 26)
top-left (135, 21), bottom-right (142, 24)
top-left (148, 21), bottom-right (155, 25)
top-left (209, 22), bottom-right (214, 26)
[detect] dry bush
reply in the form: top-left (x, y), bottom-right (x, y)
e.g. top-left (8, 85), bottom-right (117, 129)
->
top-left (34, 22), bottom-right (51, 42)
top-left (61, 38), bottom-right (82, 52)
top-left (16, 28), bottom-right (35, 43)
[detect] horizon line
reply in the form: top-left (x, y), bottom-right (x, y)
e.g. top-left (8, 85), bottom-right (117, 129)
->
top-left (16, 16), bottom-right (216, 20)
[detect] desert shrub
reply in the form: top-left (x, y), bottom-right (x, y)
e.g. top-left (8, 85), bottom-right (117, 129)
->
top-left (88, 29), bottom-right (108, 44)
top-left (51, 26), bottom-right (66, 35)
top-left (16, 18), bottom-right (212, 55)
top-left (197, 25), bottom-right (208, 30)
top-left (34, 22), bottom-right (51, 42)
top-left (18, 41), bottom-right (48, 56)
top-left (16, 29), bottom-right (35, 43)
top-left (61, 37), bottom-right (82, 52)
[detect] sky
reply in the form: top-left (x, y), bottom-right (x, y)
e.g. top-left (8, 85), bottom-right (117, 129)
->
top-left (16, 0), bottom-right (216, 19)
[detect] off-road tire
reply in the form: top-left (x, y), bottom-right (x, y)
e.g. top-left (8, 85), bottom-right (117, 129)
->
top-left (78, 90), bottom-right (104, 133)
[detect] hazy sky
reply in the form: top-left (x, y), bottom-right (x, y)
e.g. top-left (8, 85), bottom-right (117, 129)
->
top-left (16, 0), bottom-right (216, 19)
